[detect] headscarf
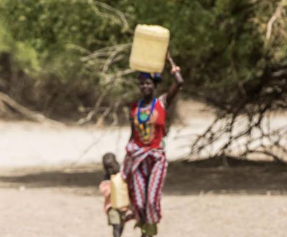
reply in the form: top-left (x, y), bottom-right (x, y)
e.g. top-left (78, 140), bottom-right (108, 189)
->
top-left (138, 72), bottom-right (162, 85)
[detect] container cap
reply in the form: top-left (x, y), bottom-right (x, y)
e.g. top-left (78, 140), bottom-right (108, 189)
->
top-left (135, 25), bottom-right (170, 38)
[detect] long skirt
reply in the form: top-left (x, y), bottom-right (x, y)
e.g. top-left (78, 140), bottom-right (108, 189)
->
top-left (121, 141), bottom-right (168, 225)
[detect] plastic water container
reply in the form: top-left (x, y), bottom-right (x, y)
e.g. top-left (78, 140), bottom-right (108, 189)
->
top-left (111, 173), bottom-right (129, 209)
top-left (129, 25), bottom-right (170, 73)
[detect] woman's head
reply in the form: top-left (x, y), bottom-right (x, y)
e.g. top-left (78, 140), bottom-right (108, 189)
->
top-left (138, 72), bottom-right (162, 97)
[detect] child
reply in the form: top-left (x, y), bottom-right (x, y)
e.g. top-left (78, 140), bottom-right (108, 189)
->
top-left (99, 152), bottom-right (126, 237)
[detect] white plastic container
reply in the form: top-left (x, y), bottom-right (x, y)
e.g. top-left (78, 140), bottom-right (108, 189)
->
top-left (129, 25), bottom-right (170, 73)
top-left (111, 173), bottom-right (129, 209)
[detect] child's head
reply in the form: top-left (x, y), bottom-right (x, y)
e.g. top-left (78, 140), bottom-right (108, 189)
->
top-left (102, 152), bottom-right (119, 176)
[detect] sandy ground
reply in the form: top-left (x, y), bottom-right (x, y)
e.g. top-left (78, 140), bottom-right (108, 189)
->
top-left (1, 161), bottom-right (287, 237)
top-left (1, 100), bottom-right (287, 168)
top-left (1, 100), bottom-right (287, 237)
top-left (0, 100), bottom-right (215, 168)
top-left (1, 188), bottom-right (287, 237)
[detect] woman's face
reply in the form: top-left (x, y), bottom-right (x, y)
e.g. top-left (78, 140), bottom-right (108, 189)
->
top-left (139, 78), bottom-right (155, 97)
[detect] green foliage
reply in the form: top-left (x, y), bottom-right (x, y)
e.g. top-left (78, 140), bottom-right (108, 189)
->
top-left (0, 0), bottom-right (286, 121)
top-left (0, 0), bottom-right (129, 78)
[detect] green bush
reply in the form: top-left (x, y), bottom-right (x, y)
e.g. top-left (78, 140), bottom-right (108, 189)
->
top-left (0, 0), bottom-right (286, 122)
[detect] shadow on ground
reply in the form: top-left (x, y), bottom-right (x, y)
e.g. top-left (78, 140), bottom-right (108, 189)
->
top-left (0, 157), bottom-right (287, 195)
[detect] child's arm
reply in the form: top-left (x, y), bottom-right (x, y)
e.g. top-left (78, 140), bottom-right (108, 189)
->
top-left (99, 180), bottom-right (111, 198)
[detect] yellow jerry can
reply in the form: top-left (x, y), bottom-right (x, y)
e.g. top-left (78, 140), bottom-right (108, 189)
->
top-left (111, 173), bottom-right (130, 209)
top-left (129, 24), bottom-right (170, 73)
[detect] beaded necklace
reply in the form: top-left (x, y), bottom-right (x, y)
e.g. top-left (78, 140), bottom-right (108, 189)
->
top-left (137, 98), bottom-right (156, 124)
top-left (135, 98), bottom-right (157, 142)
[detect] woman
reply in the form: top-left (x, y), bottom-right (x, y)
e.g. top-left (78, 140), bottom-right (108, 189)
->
top-left (121, 52), bottom-right (183, 237)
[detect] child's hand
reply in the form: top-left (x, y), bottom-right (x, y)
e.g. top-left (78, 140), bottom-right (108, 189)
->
top-left (125, 212), bottom-right (135, 222)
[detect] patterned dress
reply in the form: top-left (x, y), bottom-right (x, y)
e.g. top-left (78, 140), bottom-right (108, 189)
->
top-left (121, 96), bottom-right (168, 225)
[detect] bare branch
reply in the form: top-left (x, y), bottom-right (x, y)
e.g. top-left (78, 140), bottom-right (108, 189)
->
top-left (88, 0), bottom-right (130, 31)
top-left (77, 69), bottom-right (134, 125)
top-left (265, 0), bottom-right (286, 44)
top-left (0, 92), bottom-right (63, 126)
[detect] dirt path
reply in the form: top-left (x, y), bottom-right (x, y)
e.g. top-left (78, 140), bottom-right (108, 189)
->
top-left (1, 100), bottom-right (287, 168)
top-left (0, 100), bottom-right (287, 237)
top-left (0, 100), bottom-right (214, 168)
top-left (1, 188), bottom-right (286, 237)
top-left (1, 161), bottom-right (287, 237)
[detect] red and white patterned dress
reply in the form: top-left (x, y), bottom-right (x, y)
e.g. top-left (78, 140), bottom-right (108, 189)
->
top-left (121, 96), bottom-right (168, 225)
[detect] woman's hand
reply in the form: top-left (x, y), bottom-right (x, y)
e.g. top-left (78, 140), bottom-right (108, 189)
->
top-left (164, 50), bottom-right (184, 108)
top-left (170, 65), bottom-right (181, 75)
top-left (167, 51), bottom-right (184, 86)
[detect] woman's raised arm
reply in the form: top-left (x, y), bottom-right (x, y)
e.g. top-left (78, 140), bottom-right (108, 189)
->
top-left (165, 51), bottom-right (184, 107)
